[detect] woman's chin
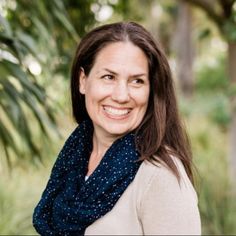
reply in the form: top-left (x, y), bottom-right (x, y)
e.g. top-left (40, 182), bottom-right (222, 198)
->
top-left (103, 125), bottom-right (133, 137)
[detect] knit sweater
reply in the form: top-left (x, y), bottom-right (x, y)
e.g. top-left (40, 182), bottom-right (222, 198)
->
top-left (85, 157), bottom-right (201, 235)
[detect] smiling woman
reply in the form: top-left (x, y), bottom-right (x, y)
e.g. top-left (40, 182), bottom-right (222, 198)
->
top-left (33, 22), bottom-right (201, 235)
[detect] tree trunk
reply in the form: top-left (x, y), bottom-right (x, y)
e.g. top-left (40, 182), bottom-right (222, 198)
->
top-left (228, 41), bottom-right (236, 188)
top-left (174, 1), bottom-right (194, 97)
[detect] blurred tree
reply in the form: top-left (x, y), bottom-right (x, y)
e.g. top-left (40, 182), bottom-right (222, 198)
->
top-left (147, 0), bottom-right (176, 54)
top-left (173, 1), bottom-right (195, 97)
top-left (177, 0), bottom-right (236, 185)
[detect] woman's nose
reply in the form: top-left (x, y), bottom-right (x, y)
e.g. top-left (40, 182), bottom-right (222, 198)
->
top-left (111, 81), bottom-right (130, 103)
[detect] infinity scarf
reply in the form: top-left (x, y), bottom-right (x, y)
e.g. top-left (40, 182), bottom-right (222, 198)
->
top-left (33, 120), bottom-right (142, 235)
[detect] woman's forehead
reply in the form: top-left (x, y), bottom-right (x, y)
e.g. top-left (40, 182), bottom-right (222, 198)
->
top-left (91, 42), bottom-right (149, 74)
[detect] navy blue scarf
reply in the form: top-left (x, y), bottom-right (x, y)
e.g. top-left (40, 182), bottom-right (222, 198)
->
top-left (33, 120), bottom-right (141, 235)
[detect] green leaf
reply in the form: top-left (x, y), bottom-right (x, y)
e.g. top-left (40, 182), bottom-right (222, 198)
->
top-left (1, 60), bottom-right (46, 103)
top-left (15, 31), bottom-right (43, 63)
top-left (1, 81), bottom-right (42, 159)
top-left (0, 14), bottom-right (13, 36)
top-left (53, 8), bottom-right (79, 42)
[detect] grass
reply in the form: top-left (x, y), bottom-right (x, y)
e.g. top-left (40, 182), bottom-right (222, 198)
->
top-left (0, 122), bottom-right (65, 235)
top-left (0, 153), bottom-right (56, 235)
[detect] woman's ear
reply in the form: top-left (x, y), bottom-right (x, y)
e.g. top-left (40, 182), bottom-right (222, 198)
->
top-left (79, 68), bottom-right (86, 94)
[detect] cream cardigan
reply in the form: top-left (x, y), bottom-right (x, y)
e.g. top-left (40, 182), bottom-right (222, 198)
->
top-left (85, 158), bottom-right (201, 235)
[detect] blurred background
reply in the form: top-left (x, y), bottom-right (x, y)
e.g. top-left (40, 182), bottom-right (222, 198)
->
top-left (0, 0), bottom-right (236, 234)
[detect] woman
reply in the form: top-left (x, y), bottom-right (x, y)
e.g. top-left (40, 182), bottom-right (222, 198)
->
top-left (33, 22), bottom-right (201, 235)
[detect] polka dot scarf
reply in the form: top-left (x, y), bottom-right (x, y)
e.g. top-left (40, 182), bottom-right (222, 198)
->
top-left (33, 120), bottom-right (142, 235)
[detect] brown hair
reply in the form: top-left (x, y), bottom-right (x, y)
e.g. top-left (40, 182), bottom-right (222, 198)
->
top-left (71, 22), bottom-right (194, 184)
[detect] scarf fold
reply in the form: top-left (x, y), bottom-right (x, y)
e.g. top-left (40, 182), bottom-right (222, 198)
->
top-left (33, 120), bottom-right (142, 236)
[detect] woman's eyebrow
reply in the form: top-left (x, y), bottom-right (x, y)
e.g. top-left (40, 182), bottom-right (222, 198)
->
top-left (103, 68), bottom-right (118, 75)
top-left (102, 68), bottom-right (147, 78)
top-left (131, 73), bottom-right (147, 78)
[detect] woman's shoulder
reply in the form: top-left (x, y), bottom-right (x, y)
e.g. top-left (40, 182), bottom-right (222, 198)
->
top-left (136, 156), bottom-right (184, 184)
top-left (137, 155), bottom-right (192, 183)
top-left (133, 157), bottom-right (201, 235)
top-left (134, 156), bottom-right (198, 203)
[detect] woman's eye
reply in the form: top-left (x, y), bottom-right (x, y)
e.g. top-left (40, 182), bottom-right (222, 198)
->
top-left (132, 78), bottom-right (144, 84)
top-left (102, 74), bottom-right (114, 80)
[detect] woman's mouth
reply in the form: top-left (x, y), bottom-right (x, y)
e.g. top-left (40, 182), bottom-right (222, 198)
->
top-left (103, 106), bottom-right (131, 117)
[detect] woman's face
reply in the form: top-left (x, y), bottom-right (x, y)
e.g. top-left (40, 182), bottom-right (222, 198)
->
top-left (79, 41), bottom-right (150, 139)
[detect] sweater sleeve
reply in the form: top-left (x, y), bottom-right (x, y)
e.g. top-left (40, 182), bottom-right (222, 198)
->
top-left (139, 160), bottom-right (201, 235)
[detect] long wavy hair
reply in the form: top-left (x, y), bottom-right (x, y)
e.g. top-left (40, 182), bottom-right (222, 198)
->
top-left (71, 22), bottom-right (194, 184)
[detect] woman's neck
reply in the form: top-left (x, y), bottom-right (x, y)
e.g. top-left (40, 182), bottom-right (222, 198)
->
top-left (92, 134), bottom-right (113, 158)
top-left (86, 130), bottom-right (119, 176)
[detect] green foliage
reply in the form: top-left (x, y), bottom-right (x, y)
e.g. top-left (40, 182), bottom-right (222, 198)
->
top-left (194, 55), bottom-right (231, 130)
top-left (111, 0), bottom-right (149, 21)
top-left (194, 129), bottom-right (236, 235)
top-left (183, 95), bottom-right (236, 235)
top-left (4, 0), bottom-right (80, 76)
top-left (196, 56), bottom-right (229, 92)
top-left (223, 20), bottom-right (236, 42)
top-left (198, 28), bottom-right (212, 40)
top-left (0, 0), bottom-right (78, 166)
top-left (199, 177), bottom-right (236, 234)
top-left (207, 95), bottom-right (230, 131)
top-left (0, 27), bottom-right (56, 165)
top-left (221, 1), bottom-right (236, 42)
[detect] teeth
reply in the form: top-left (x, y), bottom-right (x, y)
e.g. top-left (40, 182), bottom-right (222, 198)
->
top-left (104, 106), bottom-right (130, 116)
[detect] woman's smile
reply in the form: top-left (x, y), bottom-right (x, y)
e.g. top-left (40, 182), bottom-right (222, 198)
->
top-left (103, 105), bottom-right (132, 119)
